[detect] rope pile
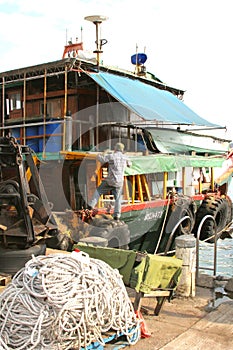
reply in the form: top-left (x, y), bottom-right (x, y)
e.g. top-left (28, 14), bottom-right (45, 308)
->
top-left (0, 252), bottom-right (140, 349)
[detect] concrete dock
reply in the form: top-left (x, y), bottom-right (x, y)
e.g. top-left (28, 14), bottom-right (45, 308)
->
top-left (1, 250), bottom-right (232, 349)
top-left (129, 285), bottom-right (233, 350)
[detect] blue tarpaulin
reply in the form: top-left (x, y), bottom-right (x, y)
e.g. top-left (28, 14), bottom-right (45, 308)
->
top-left (89, 72), bottom-right (218, 127)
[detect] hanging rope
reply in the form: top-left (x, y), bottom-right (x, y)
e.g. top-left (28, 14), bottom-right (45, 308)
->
top-left (0, 253), bottom-right (140, 349)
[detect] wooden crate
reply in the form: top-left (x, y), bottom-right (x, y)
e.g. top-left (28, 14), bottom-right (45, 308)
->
top-left (0, 273), bottom-right (11, 292)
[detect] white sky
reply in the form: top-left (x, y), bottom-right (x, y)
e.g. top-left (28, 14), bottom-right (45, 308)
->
top-left (0, 0), bottom-right (232, 141)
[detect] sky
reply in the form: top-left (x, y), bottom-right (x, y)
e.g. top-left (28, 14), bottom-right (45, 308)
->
top-left (0, 0), bottom-right (232, 142)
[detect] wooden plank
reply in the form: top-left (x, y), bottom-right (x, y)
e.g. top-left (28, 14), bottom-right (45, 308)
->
top-left (0, 273), bottom-right (11, 286)
top-left (0, 273), bottom-right (11, 293)
top-left (159, 301), bottom-right (233, 350)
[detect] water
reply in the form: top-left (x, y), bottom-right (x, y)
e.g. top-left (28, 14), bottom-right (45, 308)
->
top-left (199, 236), bottom-right (233, 278)
top-left (198, 235), bottom-right (233, 309)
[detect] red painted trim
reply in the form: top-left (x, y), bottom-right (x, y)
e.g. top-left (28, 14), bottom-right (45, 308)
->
top-left (97, 193), bottom-right (208, 215)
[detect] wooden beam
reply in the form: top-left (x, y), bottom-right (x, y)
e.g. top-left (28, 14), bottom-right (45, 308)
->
top-left (163, 172), bottom-right (168, 199)
top-left (124, 177), bottom-right (130, 203)
top-left (136, 174), bottom-right (144, 202)
top-left (141, 174), bottom-right (151, 201)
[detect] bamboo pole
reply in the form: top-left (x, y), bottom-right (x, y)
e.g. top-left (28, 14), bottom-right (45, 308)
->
top-left (136, 175), bottom-right (143, 202)
top-left (163, 172), bottom-right (168, 199)
top-left (1, 77), bottom-right (4, 136)
top-left (63, 65), bottom-right (68, 151)
top-left (124, 177), bottom-right (130, 203)
top-left (141, 174), bottom-right (151, 201)
top-left (211, 167), bottom-right (214, 191)
top-left (131, 175), bottom-right (135, 204)
top-left (42, 69), bottom-right (47, 157)
top-left (23, 72), bottom-right (26, 144)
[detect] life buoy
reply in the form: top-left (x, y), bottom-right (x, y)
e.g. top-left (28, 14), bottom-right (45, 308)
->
top-left (193, 195), bottom-right (232, 242)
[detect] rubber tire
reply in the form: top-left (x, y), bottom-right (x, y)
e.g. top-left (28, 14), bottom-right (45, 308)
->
top-left (0, 244), bottom-right (46, 275)
top-left (89, 224), bottom-right (130, 248)
top-left (193, 196), bottom-right (230, 242)
top-left (165, 198), bottom-right (195, 235)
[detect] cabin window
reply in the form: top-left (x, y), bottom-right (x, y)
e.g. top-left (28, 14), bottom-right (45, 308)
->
top-left (40, 99), bottom-right (61, 118)
top-left (9, 93), bottom-right (21, 111)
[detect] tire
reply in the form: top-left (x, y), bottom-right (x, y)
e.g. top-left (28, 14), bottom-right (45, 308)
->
top-left (165, 197), bottom-right (196, 235)
top-left (88, 214), bottom-right (130, 248)
top-left (193, 196), bottom-right (230, 242)
top-left (0, 244), bottom-right (46, 275)
top-left (225, 195), bottom-right (233, 226)
top-left (157, 197), bottom-right (196, 254)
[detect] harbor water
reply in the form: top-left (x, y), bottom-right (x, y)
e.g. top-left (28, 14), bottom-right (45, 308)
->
top-left (198, 236), bottom-right (233, 278)
top-left (198, 180), bottom-right (233, 278)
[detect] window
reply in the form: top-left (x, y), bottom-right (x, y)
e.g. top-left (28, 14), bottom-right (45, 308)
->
top-left (40, 99), bottom-right (61, 118)
top-left (9, 93), bottom-right (21, 111)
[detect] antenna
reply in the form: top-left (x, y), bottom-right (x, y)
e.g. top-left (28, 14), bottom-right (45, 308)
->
top-left (81, 26), bottom-right (83, 43)
top-left (84, 15), bottom-right (108, 68)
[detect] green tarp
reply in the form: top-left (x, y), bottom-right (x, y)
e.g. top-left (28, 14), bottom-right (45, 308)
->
top-left (125, 154), bottom-right (224, 175)
top-left (76, 244), bottom-right (182, 294)
top-left (130, 254), bottom-right (182, 293)
top-left (76, 244), bottom-right (137, 285)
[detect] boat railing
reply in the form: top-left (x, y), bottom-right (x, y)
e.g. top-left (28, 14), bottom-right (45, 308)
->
top-left (195, 215), bottom-right (217, 281)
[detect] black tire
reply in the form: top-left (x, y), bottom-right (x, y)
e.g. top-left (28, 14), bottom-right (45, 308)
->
top-left (165, 197), bottom-right (196, 235)
top-left (0, 244), bottom-right (46, 275)
top-left (88, 214), bottom-right (130, 248)
top-left (193, 196), bottom-right (230, 242)
top-left (225, 195), bottom-right (233, 226)
top-left (157, 197), bottom-right (196, 254)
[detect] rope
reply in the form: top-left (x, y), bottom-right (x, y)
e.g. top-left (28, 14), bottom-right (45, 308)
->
top-left (0, 253), bottom-right (140, 349)
top-left (154, 192), bottom-right (171, 254)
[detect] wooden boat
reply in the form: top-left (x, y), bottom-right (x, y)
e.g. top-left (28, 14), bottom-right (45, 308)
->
top-left (0, 41), bottom-right (232, 255)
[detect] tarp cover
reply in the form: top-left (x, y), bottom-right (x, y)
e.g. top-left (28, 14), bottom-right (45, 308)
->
top-left (130, 254), bottom-right (182, 293)
top-left (76, 244), bottom-right (182, 293)
top-left (124, 154), bottom-right (224, 175)
top-left (89, 72), bottom-right (218, 127)
top-left (76, 244), bottom-right (137, 285)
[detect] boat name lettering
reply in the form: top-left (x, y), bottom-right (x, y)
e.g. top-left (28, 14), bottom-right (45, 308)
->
top-left (144, 211), bottom-right (163, 221)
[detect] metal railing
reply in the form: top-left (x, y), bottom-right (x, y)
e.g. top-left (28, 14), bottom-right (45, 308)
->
top-left (163, 215), bottom-right (192, 255)
top-left (195, 215), bottom-right (217, 281)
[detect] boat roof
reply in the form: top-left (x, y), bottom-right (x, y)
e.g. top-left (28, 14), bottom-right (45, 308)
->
top-left (0, 57), bottom-right (222, 128)
top-left (59, 151), bottom-right (225, 174)
top-left (0, 57), bottom-right (183, 97)
top-left (88, 71), bottom-right (219, 128)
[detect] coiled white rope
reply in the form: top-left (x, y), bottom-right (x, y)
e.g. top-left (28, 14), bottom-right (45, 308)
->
top-left (0, 252), bottom-right (140, 349)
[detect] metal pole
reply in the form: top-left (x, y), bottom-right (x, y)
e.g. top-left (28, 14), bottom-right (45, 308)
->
top-left (64, 116), bottom-right (72, 151)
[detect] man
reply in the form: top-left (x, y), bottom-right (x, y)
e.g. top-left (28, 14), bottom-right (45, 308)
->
top-left (89, 142), bottom-right (131, 221)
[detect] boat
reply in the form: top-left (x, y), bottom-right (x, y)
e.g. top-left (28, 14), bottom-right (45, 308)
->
top-left (0, 33), bottom-right (232, 256)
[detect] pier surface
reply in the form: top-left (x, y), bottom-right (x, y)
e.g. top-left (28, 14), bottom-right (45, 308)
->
top-left (1, 250), bottom-right (232, 349)
top-left (130, 286), bottom-right (233, 349)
